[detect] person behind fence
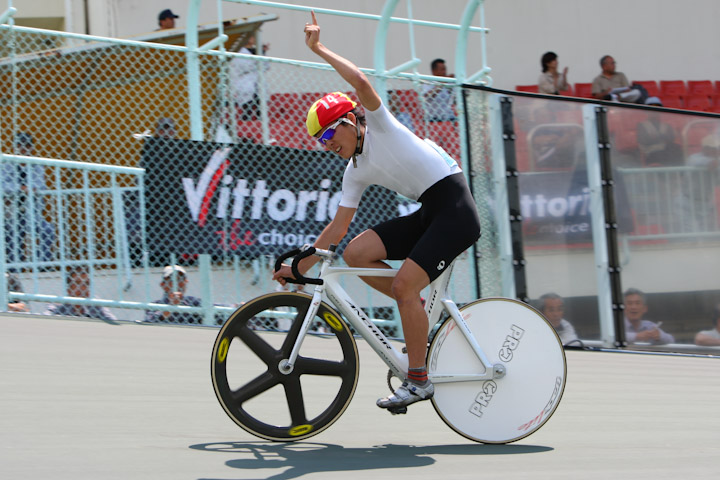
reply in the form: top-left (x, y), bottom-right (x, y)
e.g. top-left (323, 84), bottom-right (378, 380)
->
top-left (157, 9), bottom-right (179, 30)
top-left (422, 58), bottom-right (456, 122)
top-left (623, 288), bottom-right (674, 345)
top-left (591, 55), bottom-right (661, 105)
top-left (3, 132), bottom-right (56, 264)
top-left (144, 265), bottom-right (204, 324)
top-left (5, 272), bottom-right (29, 313)
top-left (538, 293), bottom-right (579, 345)
top-left (273, 12), bottom-right (481, 412)
top-left (538, 51), bottom-right (569, 95)
top-left (694, 303), bottom-right (720, 347)
top-left (229, 34), bottom-right (270, 121)
top-left (43, 266), bottom-right (117, 322)
top-left (636, 110), bottom-right (682, 166)
top-left (675, 133), bottom-right (720, 230)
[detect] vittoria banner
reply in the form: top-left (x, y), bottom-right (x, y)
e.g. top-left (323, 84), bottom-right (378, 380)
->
top-left (142, 138), bottom-right (395, 258)
top-left (517, 167), bottom-right (633, 247)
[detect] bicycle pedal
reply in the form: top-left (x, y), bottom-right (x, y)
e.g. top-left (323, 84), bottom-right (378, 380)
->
top-left (387, 406), bottom-right (408, 415)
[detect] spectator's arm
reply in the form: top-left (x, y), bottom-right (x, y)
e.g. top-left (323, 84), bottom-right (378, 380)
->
top-left (694, 332), bottom-right (720, 346)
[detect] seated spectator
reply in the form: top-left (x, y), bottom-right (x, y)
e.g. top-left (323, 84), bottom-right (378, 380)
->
top-left (538, 51), bottom-right (569, 95)
top-left (144, 265), bottom-right (203, 324)
top-left (538, 293), bottom-right (579, 345)
top-left (675, 133), bottom-right (720, 230)
top-left (623, 288), bottom-right (674, 345)
top-left (694, 304), bottom-right (720, 346)
top-left (5, 272), bottom-right (29, 313)
top-left (44, 266), bottom-right (117, 322)
top-left (636, 111), bottom-right (682, 166)
top-left (591, 56), bottom-right (661, 105)
top-left (422, 58), bottom-right (456, 122)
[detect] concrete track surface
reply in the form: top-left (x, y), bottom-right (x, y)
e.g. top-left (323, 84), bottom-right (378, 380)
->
top-left (1, 314), bottom-right (719, 480)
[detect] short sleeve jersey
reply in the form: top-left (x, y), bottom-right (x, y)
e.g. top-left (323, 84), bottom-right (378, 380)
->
top-left (339, 103), bottom-right (461, 209)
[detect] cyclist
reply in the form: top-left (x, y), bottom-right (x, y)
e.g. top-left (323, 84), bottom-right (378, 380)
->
top-left (273, 11), bottom-right (481, 411)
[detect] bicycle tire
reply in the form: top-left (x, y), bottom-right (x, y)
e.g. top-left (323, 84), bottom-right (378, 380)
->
top-left (427, 297), bottom-right (567, 444)
top-left (211, 292), bottom-right (359, 442)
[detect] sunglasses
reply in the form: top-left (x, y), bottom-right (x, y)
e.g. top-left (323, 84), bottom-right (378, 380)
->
top-left (317, 117), bottom-right (353, 146)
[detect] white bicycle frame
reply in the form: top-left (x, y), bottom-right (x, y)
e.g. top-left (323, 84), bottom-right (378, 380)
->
top-left (280, 246), bottom-right (500, 384)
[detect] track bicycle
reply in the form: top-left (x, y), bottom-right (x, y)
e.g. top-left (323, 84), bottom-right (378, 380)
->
top-left (211, 245), bottom-right (566, 443)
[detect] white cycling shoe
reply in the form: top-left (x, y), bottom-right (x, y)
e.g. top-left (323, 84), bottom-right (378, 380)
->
top-left (377, 381), bottom-right (434, 409)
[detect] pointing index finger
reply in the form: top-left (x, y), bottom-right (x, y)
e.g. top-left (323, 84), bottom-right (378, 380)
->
top-left (311, 10), bottom-right (318, 25)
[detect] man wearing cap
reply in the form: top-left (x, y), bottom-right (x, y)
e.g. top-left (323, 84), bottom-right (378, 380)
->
top-left (144, 265), bottom-right (204, 323)
top-left (157, 9), bottom-right (179, 30)
top-left (273, 12), bottom-right (481, 412)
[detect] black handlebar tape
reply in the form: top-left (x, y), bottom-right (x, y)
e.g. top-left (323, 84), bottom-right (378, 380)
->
top-left (290, 247), bottom-right (323, 285)
top-left (274, 248), bottom-right (301, 273)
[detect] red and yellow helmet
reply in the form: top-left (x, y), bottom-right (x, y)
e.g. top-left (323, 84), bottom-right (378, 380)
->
top-left (306, 91), bottom-right (357, 136)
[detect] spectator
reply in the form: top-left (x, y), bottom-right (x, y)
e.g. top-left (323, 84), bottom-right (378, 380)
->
top-left (157, 9), bottom-right (179, 30)
top-left (154, 117), bottom-right (177, 138)
top-left (538, 51), bottom-right (569, 95)
top-left (229, 34), bottom-right (269, 121)
top-left (675, 133), bottom-right (720, 230)
top-left (44, 266), bottom-right (117, 322)
top-left (694, 304), bottom-right (720, 346)
top-left (636, 111), bottom-right (682, 166)
top-left (591, 55), bottom-right (661, 105)
top-left (3, 132), bottom-right (56, 264)
top-left (623, 288), bottom-right (674, 345)
top-left (422, 58), bottom-right (456, 122)
top-left (144, 265), bottom-right (204, 324)
top-left (5, 272), bottom-right (29, 313)
top-left (538, 293), bottom-right (579, 345)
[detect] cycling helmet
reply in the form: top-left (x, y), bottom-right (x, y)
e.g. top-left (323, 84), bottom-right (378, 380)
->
top-left (306, 91), bottom-right (357, 136)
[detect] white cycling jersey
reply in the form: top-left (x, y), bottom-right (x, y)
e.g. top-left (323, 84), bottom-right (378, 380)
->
top-left (338, 103), bottom-right (460, 209)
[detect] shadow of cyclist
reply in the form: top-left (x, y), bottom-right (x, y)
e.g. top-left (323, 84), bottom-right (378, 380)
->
top-left (189, 441), bottom-right (553, 480)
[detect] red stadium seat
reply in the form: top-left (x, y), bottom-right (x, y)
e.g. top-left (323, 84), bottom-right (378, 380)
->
top-left (660, 80), bottom-right (687, 97)
top-left (661, 94), bottom-right (683, 109)
top-left (516, 85), bottom-right (539, 93)
top-left (573, 83), bottom-right (593, 98)
top-left (687, 80), bottom-right (714, 97)
top-left (633, 80), bottom-right (660, 97)
top-left (684, 94), bottom-right (712, 112)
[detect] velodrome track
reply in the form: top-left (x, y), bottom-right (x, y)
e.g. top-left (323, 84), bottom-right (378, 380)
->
top-left (2, 313), bottom-right (719, 480)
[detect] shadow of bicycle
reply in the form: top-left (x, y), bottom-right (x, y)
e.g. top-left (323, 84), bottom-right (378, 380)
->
top-left (189, 441), bottom-right (553, 480)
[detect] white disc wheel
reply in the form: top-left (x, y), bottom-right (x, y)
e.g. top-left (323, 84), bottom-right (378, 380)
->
top-left (427, 297), bottom-right (566, 444)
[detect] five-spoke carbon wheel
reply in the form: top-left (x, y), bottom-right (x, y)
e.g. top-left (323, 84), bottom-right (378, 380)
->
top-left (211, 292), bottom-right (359, 441)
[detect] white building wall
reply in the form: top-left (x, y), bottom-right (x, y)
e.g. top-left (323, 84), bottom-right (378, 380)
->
top-left (8, 0), bottom-right (720, 89)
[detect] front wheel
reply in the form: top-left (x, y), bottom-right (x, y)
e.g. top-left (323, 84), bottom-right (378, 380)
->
top-left (211, 292), bottom-right (359, 442)
top-left (427, 297), bottom-right (567, 444)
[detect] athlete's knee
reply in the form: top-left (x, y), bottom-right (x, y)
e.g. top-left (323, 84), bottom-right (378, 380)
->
top-left (391, 276), bottom-right (420, 303)
top-left (342, 243), bottom-right (365, 267)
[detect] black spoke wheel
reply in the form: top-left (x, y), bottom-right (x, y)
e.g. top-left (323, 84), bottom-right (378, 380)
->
top-left (211, 292), bottom-right (359, 442)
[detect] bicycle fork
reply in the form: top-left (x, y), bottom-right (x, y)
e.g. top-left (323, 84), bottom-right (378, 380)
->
top-left (278, 288), bottom-right (325, 375)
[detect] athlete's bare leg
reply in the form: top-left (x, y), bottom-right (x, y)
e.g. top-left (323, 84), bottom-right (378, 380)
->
top-left (391, 259), bottom-right (430, 368)
top-left (344, 230), bottom-right (430, 368)
top-left (343, 230), bottom-right (394, 298)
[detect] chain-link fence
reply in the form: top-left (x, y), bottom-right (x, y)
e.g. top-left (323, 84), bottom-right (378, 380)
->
top-left (1, 23), bottom-right (493, 336)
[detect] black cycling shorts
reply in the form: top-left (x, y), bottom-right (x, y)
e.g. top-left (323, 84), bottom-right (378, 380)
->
top-left (371, 172), bottom-right (481, 282)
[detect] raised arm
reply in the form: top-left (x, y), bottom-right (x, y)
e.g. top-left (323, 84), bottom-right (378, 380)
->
top-left (304, 11), bottom-right (381, 111)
